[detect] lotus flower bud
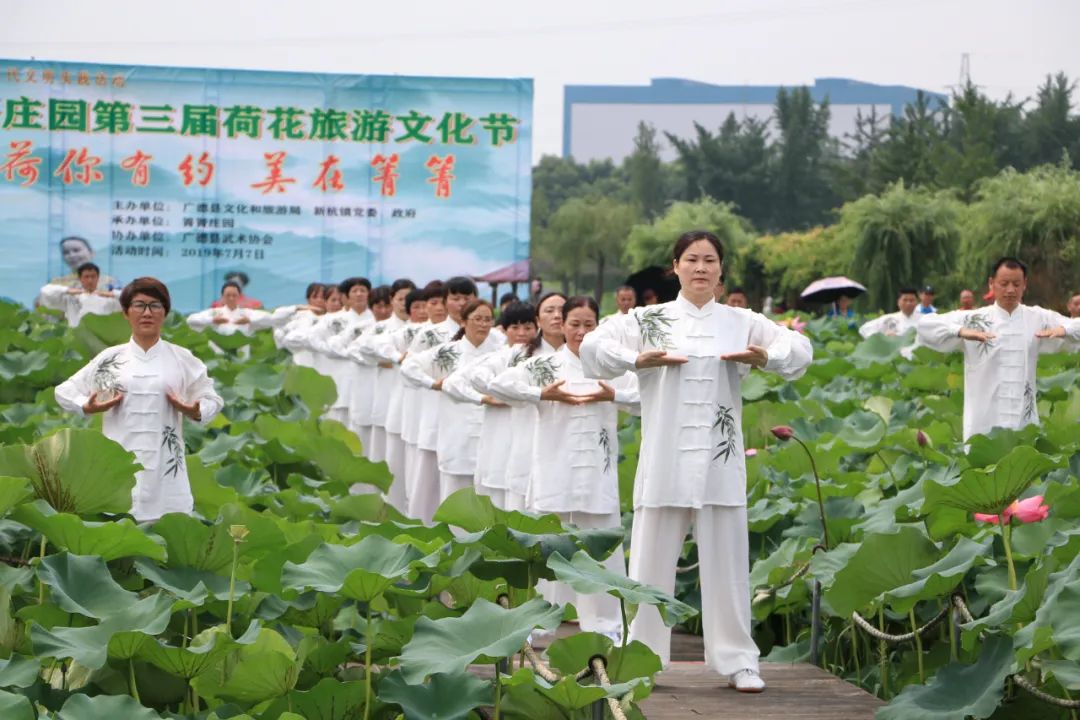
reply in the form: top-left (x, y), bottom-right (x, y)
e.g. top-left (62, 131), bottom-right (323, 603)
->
top-left (916, 429), bottom-right (930, 448)
top-left (228, 524), bottom-right (250, 542)
top-left (771, 425), bottom-right (795, 441)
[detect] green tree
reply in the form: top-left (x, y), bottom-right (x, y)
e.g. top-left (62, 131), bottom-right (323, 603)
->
top-left (837, 181), bottom-right (962, 311)
top-left (738, 226), bottom-right (855, 309)
top-left (545, 197), bottom-right (636, 301)
top-left (959, 162), bottom-right (1080, 307)
top-left (871, 91), bottom-right (946, 190)
top-left (934, 83), bottom-right (1020, 198)
top-left (771, 86), bottom-right (840, 230)
top-left (624, 198), bottom-right (753, 277)
top-left (625, 122), bottom-right (665, 220)
top-left (1022, 73), bottom-right (1080, 169)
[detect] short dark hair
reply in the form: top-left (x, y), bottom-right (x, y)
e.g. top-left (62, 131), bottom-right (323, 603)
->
top-left (446, 276), bottom-right (478, 296)
top-left (991, 256), bottom-right (1028, 279)
top-left (391, 278), bottom-right (416, 294)
top-left (423, 280), bottom-right (447, 301)
top-left (224, 270), bottom-right (249, 287)
top-left (221, 280), bottom-right (242, 295)
top-left (500, 301), bottom-right (536, 329)
top-left (898, 287), bottom-right (918, 297)
top-left (120, 277), bottom-right (171, 314)
top-left (615, 285), bottom-right (636, 296)
top-left (76, 262), bottom-right (100, 276)
top-left (499, 292), bottom-right (518, 307)
top-left (305, 282), bottom-right (324, 300)
top-left (339, 277), bottom-right (371, 295)
top-left (673, 230), bottom-right (724, 263)
top-left (404, 289), bottom-right (425, 313)
top-left (728, 286), bottom-right (747, 297)
top-left (322, 284), bottom-right (340, 299)
top-left (370, 285), bottom-right (392, 305)
top-left (562, 295), bottom-right (600, 321)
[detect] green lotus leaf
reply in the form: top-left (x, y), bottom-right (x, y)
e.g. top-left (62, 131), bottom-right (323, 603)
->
top-left (886, 536), bottom-right (993, 614)
top-left (37, 552), bottom-right (144, 619)
top-left (254, 415), bottom-right (390, 491)
top-left (378, 669), bottom-right (492, 720)
top-left (13, 500), bottom-right (166, 561)
top-left (876, 633), bottom-right (1014, 720)
top-left (924, 445), bottom-right (1062, 515)
top-left (398, 597), bottom-right (563, 682)
top-left (281, 534), bottom-right (438, 602)
top-left (0, 477), bottom-right (31, 517)
top-left (133, 557), bottom-right (250, 607)
top-left (261, 677), bottom-right (368, 720)
top-left (0, 689), bottom-right (33, 720)
top-left (186, 456), bottom-right (240, 518)
top-left (139, 621), bottom-right (260, 680)
top-left (850, 333), bottom-right (909, 366)
top-left (283, 364), bottom-right (337, 417)
top-left (149, 513), bottom-right (235, 573)
top-left (0, 655), bottom-right (40, 688)
top-left (72, 312), bottom-right (133, 355)
top-left (547, 551), bottom-right (697, 626)
top-left (0, 428), bottom-right (139, 515)
top-left (232, 364), bottom-right (285, 400)
top-left (54, 691), bottom-right (163, 719)
top-left (192, 627), bottom-right (299, 705)
top-left (831, 410), bottom-right (887, 450)
top-left (1042, 659), bottom-right (1080, 691)
top-left (544, 631), bottom-right (614, 677)
top-left (821, 527), bottom-right (940, 616)
top-left (535, 673), bottom-right (640, 710)
top-left (0, 350), bottom-right (50, 381)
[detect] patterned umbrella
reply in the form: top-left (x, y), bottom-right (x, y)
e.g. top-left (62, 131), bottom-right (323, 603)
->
top-left (800, 276), bottom-right (867, 304)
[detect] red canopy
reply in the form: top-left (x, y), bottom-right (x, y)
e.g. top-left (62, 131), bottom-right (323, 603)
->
top-left (473, 259), bottom-right (530, 284)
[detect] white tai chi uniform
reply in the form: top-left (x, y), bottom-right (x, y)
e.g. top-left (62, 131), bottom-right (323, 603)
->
top-left (487, 338), bottom-right (559, 512)
top-left (307, 309), bottom-right (374, 425)
top-left (400, 319), bottom-right (461, 521)
top-left (857, 310), bottom-right (921, 339)
top-left (404, 332), bottom-right (504, 515)
top-left (281, 309), bottom-right (323, 369)
top-left (373, 321), bottom-right (423, 508)
top-left (39, 284), bottom-right (121, 326)
top-left (492, 344), bottom-right (640, 635)
top-left (186, 305), bottom-right (271, 337)
top-left (350, 314), bottom-right (407, 465)
top-left (451, 344), bottom-right (529, 508)
top-left (582, 294), bottom-right (813, 673)
top-left (55, 338), bottom-right (224, 521)
top-left (918, 304), bottom-right (1080, 440)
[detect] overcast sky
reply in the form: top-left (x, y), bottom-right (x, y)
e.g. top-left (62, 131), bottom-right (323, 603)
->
top-left (4, 0), bottom-right (1077, 162)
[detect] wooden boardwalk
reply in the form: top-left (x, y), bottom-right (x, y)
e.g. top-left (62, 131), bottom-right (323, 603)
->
top-left (532, 624), bottom-right (884, 719)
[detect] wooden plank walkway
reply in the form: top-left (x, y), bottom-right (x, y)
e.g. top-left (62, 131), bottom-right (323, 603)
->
top-left (531, 624), bottom-right (884, 719)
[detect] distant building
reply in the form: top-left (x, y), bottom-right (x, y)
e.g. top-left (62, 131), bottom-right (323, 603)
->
top-left (563, 77), bottom-right (947, 163)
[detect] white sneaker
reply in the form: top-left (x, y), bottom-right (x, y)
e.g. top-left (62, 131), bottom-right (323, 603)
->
top-left (728, 668), bottom-right (766, 693)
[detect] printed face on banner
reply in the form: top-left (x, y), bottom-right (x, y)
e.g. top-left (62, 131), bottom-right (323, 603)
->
top-left (0, 61), bottom-right (533, 311)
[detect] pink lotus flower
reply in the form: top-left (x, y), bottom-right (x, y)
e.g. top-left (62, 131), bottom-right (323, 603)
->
top-left (776, 316), bottom-right (808, 334)
top-left (745, 448), bottom-right (758, 457)
top-left (771, 426), bottom-right (795, 441)
top-left (974, 495), bottom-right (1049, 524)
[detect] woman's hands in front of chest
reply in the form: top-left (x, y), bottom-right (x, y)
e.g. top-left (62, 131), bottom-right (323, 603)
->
top-left (721, 344), bottom-right (769, 369)
top-left (540, 380), bottom-right (616, 405)
top-left (83, 391), bottom-right (124, 415)
top-left (634, 350), bottom-right (688, 369)
top-left (166, 393), bottom-right (202, 422)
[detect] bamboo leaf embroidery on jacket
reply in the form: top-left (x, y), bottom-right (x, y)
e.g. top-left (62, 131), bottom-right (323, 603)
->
top-left (637, 307), bottom-right (674, 349)
top-left (526, 356), bottom-right (559, 386)
top-left (1024, 382), bottom-right (1037, 422)
top-left (712, 404), bottom-right (737, 462)
top-left (598, 427), bottom-right (613, 473)
top-left (964, 313), bottom-right (995, 356)
top-left (92, 353), bottom-right (126, 395)
top-left (434, 344), bottom-right (461, 374)
top-left (161, 425), bottom-right (185, 478)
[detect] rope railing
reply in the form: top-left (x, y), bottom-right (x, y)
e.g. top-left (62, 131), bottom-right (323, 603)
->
top-left (851, 603), bottom-right (951, 644)
top-left (495, 594), bottom-right (635, 719)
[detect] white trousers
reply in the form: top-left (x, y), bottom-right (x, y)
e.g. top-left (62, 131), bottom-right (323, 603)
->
top-left (368, 426), bottom-right (388, 464)
top-left (475, 484), bottom-right (506, 509)
top-left (355, 425), bottom-right (374, 456)
top-left (407, 449), bottom-right (440, 523)
top-left (539, 510), bottom-right (624, 635)
top-left (503, 490), bottom-right (527, 513)
top-left (627, 505), bottom-right (759, 674)
top-left (439, 472), bottom-right (473, 504)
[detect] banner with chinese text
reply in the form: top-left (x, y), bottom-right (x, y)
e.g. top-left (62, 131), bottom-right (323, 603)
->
top-left (0, 60), bottom-right (532, 311)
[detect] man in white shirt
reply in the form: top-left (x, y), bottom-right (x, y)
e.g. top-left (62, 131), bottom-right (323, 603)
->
top-left (39, 262), bottom-right (122, 326)
top-left (858, 288), bottom-right (921, 338)
top-left (918, 257), bottom-right (1080, 440)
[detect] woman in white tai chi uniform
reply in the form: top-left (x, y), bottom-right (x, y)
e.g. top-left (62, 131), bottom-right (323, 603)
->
top-left (450, 301), bottom-right (537, 508)
top-left (376, 288), bottom-right (428, 507)
top-left (491, 296), bottom-right (639, 638)
top-left (186, 280), bottom-right (271, 338)
top-left (283, 284), bottom-right (340, 369)
top-left (404, 299), bottom-right (504, 513)
top-left (581, 230), bottom-right (813, 693)
top-left (488, 293), bottom-right (565, 512)
top-left (918, 256), bottom-right (1080, 440)
top-left (267, 282), bottom-right (326, 351)
top-left (307, 278), bottom-right (374, 424)
top-left (55, 277), bottom-right (224, 522)
top-left (39, 262), bottom-right (122, 327)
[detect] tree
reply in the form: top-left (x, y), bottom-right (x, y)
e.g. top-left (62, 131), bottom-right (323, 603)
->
top-left (835, 107), bottom-right (887, 199)
top-left (959, 162), bottom-right (1080, 307)
top-left (771, 87), bottom-right (840, 230)
top-left (1022, 73), bottom-right (1080, 169)
top-left (837, 181), bottom-right (962, 311)
top-left (738, 227), bottom-right (855, 309)
top-left (624, 198), bottom-right (753, 277)
top-left (871, 91), bottom-right (947, 190)
top-left (544, 197), bottom-right (636, 301)
top-left (934, 83), bottom-right (1015, 198)
top-left (625, 122), bottom-right (665, 220)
